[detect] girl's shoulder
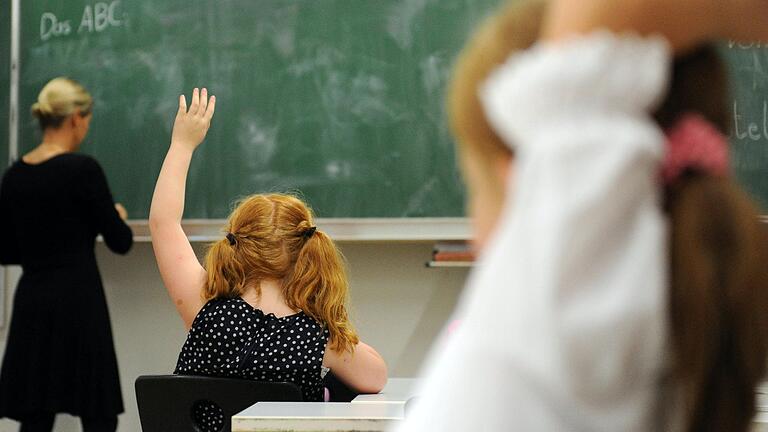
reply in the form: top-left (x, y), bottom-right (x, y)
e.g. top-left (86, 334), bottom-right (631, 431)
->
top-left (197, 296), bottom-right (249, 316)
top-left (189, 296), bottom-right (327, 336)
top-left (188, 297), bottom-right (248, 328)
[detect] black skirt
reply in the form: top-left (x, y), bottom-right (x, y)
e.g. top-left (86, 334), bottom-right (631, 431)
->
top-left (0, 261), bottom-right (124, 419)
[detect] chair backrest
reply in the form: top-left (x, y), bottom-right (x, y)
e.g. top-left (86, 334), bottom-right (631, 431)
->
top-left (323, 371), bottom-right (360, 402)
top-left (135, 374), bottom-right (303, 432)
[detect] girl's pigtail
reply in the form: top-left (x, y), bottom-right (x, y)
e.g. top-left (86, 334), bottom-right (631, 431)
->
top-left (284, 228), bottom-right (359, 353)
top-left (203, 235), bottom-right (248, 301)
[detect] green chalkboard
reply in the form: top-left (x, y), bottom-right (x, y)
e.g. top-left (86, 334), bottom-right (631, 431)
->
top-left (720, 43), bottom-right (768, 211)
top-left (1, 0), bottom-right (9, 170)
top-left (16, 2), bottom-right (768, 219)
top-left (17, 0), bottom-right (505, 219)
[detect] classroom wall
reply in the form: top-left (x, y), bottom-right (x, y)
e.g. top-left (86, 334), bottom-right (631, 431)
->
top-left (0, 240), bottom-right (468, 432)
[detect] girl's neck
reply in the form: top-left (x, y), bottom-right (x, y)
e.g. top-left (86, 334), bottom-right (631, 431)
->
top-left (241, 278), bottom-right (299, 318)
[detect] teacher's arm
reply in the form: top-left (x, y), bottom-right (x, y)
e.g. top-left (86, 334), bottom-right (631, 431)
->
top-left (150, 88), bottom-right (216, 329)
top-left (0, 177), bottom-right (20, 265)
top-left (78, 156), bottom-right (133, 254)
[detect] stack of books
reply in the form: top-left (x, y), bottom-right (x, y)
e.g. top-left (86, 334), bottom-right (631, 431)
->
top-left (428, 241), bottom-right (475, 267)
top-left (755, 384), bottom-right (768, 425)
top-left (758, 384), bottom-right (768, 413)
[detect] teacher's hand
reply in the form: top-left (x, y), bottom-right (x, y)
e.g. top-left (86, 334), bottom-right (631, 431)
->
top-left (170, 87), bottom-right (216, 151)
top-left (114, 203), bottom-right (128, 220)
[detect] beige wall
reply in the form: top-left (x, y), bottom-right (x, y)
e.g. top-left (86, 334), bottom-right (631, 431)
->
top-left (0, 241), bottom-right (468, 431)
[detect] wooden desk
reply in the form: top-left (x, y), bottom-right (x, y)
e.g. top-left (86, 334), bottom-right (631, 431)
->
top-left (232, 402), bottom-right (403, 432)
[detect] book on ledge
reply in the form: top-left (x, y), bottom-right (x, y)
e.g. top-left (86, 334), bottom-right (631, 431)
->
top-left (432, 241), bottom-right (475, 262)
top-left (432, 250), bottom-right (475, 262)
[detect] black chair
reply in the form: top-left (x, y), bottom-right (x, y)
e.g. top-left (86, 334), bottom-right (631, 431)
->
top-left (135, 375), bottom-right (303, 432)
top-left (323, 371), bottom-right (360, 402)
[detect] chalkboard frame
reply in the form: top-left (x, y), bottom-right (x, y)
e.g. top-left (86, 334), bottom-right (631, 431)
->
top-left (9, 2), bottom-right (768, 241)
top-left (1, 0), bottom-right (14, 169)
top-left (6, 0), bottom-right (474, 241)
top-left (128, 218), bottom-right (471, 242)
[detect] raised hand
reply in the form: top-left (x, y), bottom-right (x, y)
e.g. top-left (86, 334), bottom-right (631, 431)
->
top-left (170, 87), bottom-right (216, 151)
top-left (150, 88), bottom-right (213, 328)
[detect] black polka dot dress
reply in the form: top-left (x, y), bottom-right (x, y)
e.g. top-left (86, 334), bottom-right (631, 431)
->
top-left (175, 297), bottom-right (330, 401)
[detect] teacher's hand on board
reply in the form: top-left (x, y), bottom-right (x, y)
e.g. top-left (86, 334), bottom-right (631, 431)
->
top-left (171, 87), bottom-right (216, 151)
top-left (114, 203), bottom-right (128, 220)
top-left (542, 0), bottom-right (768, 53)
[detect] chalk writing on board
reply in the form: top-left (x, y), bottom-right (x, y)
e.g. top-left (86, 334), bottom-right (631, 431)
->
top-left (733, 100), bottom-right (768, 141)
top-left (40, 1), bottom-right (123, 41)
top-left (727, 42), bottom-right (767, 90)
top-left (728, 41), bottom-right (767, 50)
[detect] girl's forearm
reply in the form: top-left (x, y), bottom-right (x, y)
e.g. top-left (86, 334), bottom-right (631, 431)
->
top-left (149, 144), bottom-right (194, 226)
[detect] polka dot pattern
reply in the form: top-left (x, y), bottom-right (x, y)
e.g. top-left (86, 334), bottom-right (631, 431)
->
top-left (174, 298), bottom-right (329, 402)
top-left (191, 399), bottom-right (225, 432)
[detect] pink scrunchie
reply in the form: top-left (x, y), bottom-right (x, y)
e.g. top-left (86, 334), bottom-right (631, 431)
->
top-left (661, 113), bottom-right (729, 184)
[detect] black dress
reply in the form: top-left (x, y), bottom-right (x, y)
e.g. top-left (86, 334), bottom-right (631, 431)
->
top-left (0, 153), bottom-right (132, 420)
top-left (175, 297), bottom-right (330, 401)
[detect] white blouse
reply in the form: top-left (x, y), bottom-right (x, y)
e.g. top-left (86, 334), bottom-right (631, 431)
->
top-left (397, 33), bottom-right (674, 431)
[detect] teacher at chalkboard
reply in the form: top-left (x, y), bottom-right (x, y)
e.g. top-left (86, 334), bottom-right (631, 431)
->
top-left (0, 77), bottom-right (132, 432)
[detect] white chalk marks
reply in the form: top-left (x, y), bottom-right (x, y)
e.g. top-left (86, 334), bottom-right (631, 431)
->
top-left (386, 0), bottom-right (431, 50)
top-left (40, 1), bottom-right (123, 41)
top-left (238, 114), bottom-right (279, 170)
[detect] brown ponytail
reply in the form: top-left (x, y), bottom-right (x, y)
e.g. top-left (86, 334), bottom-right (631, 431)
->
top-left (202, 193), bottom-right (359, 353)
top-left (655, 46), bottom-right (768, 432)
top-left (668, 175), bottom-right (768, 432)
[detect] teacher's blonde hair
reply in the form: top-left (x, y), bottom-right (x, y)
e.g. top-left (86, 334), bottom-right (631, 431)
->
top-left (31, 77), bottom-right (93, 130)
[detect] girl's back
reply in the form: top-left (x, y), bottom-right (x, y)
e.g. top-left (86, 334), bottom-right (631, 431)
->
top-left (176, 298), bottom-right (329, 400)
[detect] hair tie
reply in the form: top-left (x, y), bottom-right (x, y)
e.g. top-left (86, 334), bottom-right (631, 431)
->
top-left (226, 232), bottom-right (237, 246)
top-left (662, 113), bottom-right (729, 185)
top-left (302, 226), bottom-right (317, 239)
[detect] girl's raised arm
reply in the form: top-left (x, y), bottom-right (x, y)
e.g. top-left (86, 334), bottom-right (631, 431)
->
top-left (543, 0), bottom-right (768, 53)
top-left (150, 88), bottom-right (216, 329)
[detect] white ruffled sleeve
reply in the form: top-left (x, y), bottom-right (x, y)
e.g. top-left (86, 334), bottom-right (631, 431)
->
top-left (397, 33), bottom-right (672, 432)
